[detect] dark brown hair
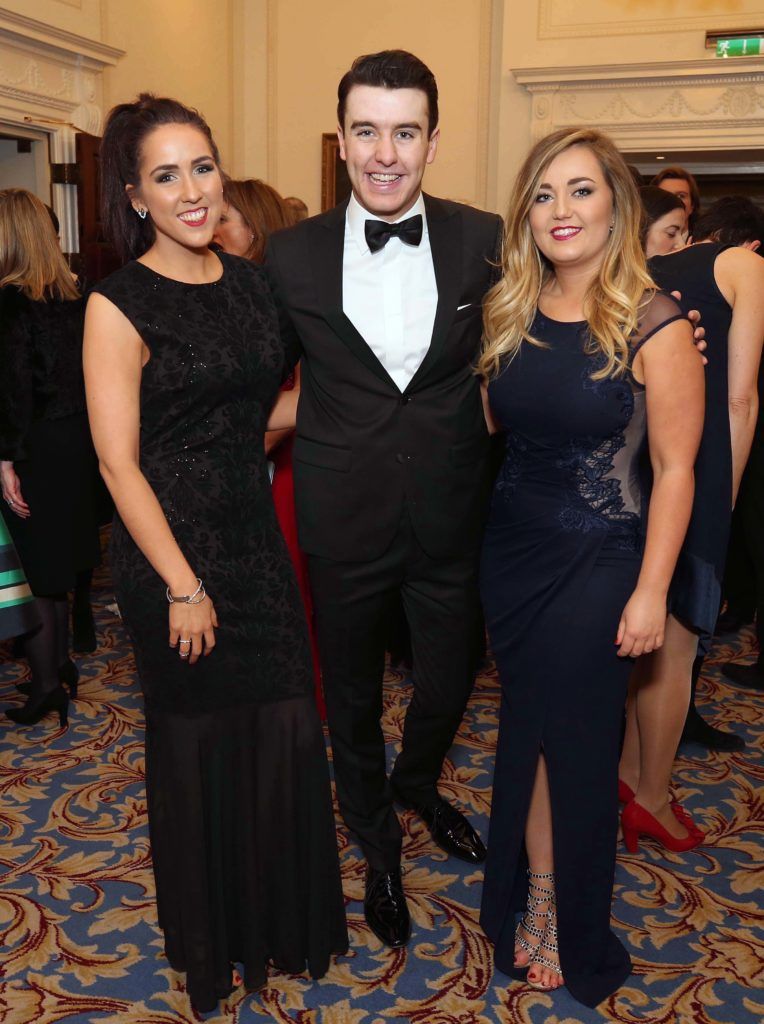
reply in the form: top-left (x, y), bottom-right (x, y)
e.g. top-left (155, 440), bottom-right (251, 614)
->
top-left (223, 179), bottom-right (291, 263)
top-left (639, 186), bottom-right (685, 247)
top-left (100, 93), bottom-right (222, 261)
top-left (284, 196), bottom-right (309, 223)
top-left (337, 50), bottom-right (439, 137)
top-left (693, 195), bottom-right (764, 247)
top-left (650, 165), bottom-right (701, 217)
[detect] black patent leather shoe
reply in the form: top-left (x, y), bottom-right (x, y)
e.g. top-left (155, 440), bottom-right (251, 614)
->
top-left (401, 795), bottom-right (487, 864)
top-left (364, 867), bottom-right (411, 949)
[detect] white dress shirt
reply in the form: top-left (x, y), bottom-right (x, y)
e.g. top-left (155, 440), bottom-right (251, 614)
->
top-left (343, 193), bottom-right (438, 392)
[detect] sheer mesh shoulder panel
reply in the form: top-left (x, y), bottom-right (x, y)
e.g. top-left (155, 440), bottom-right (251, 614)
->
top-left (631, 290), bottom-right (687, 362)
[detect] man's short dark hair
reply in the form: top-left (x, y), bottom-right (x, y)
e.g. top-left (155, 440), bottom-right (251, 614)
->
top-left (693, 195), bottom-right (764, 248)
top-left (337, 50), bottom-right (439, 137)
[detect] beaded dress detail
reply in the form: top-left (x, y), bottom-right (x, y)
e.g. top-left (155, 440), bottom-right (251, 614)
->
top-left (91, 254), bottom-right (347, 1012)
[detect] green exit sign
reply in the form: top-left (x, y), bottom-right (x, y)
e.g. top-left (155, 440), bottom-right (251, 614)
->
top-left (716, 37), bottom-right (763, 57)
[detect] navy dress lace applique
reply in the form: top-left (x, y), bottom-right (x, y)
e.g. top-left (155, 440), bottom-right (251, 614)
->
top-left (479, 292), bottom-right (685, 1008)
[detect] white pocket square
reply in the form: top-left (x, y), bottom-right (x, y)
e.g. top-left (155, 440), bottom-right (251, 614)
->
top-left (457, 303), bottom-right (473, 311)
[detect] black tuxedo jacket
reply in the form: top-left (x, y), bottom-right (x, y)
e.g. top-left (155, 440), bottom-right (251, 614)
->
top-left (265, 193), bottom-right (503, 562)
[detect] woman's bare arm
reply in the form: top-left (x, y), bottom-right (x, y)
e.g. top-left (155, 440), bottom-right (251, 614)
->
top-left (266, 384), bottom-right (300, 432)
top-left (83, 293), bottom-right (217, 664)
top-left (618, 319), bottom-right (705, 657)
top-left (715, 247), bottom-right (764, 503)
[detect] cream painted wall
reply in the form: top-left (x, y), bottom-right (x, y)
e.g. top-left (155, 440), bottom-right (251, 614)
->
top-left (7, 0), bottom-right (236, 166)
top-left (264, 0), bottom-right (501, 216)
top-left (6, 0), bottom-right (759, 219)
top-left (101, 0), bottom-right (235, 168)
top-left (0, 0), bottom-right (103, 36)
top-left (497, 0), bottom-right (764, 212)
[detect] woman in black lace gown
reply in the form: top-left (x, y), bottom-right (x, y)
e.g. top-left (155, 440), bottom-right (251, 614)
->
top-left (477, 129), bottom-right (705, 1006)
top-left (83, 95), bottom-right (347, 1013)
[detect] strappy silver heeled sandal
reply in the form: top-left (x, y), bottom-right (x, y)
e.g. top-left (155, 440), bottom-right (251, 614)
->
top-left (527, 896), bottom-right (564, 990)
top-left (514, 869), bottom-right (555, 967)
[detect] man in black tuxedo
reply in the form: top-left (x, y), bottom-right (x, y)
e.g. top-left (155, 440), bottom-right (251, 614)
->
top-left (265, 50), bottom-right (502, 949)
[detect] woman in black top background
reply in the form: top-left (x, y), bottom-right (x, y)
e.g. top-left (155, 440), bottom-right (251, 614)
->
top-left (619, 203), bottom-right (764, 847)
top-left (0, 188), bottom-right (100, 727)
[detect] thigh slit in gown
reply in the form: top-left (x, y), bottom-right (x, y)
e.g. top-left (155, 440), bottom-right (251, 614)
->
top-left (92, 254), bottom-right (347, 1013)
top-left (480, 294), bottom-right (686, 1008)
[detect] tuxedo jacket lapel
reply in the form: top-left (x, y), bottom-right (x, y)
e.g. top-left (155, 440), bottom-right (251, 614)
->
top-left (406, 193), bottom-right (463, 391)
top-left (308, 200), bottom-right (398, 390)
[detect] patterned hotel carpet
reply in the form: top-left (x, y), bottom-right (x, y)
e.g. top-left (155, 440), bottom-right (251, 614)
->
top-left (0, 568), bottom-right (762, 1024)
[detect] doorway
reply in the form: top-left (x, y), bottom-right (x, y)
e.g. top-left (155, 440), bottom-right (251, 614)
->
top-left (0, 124), bottom-right (51, 201)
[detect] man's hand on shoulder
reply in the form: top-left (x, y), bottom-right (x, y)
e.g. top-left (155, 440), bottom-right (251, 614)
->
top-left (671, 290), bottom-right (708, 364)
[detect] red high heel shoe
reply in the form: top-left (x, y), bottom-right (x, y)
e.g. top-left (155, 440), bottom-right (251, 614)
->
top-left (618, 779), bottom-right (635, 804)
top-left (621, 799), bottom-right (704, 853)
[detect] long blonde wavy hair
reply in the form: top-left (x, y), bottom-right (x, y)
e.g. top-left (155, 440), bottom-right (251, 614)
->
top-left (0, 188), bottom-right (78, 301)
top-left (478, 128), bottom-right (653, 381)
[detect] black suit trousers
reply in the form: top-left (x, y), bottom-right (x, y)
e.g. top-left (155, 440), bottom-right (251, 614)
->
top-left (308, 509), bottom-right (482, 872)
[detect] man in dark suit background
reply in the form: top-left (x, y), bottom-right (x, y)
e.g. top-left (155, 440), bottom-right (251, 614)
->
top-left (265, 50), bottom-right (502, 949)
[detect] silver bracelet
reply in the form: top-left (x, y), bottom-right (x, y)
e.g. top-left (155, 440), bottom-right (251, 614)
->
top-left (166, 577), bottom-right (206, 604)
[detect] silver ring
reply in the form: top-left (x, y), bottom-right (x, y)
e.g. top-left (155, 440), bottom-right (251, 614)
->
top-left (178, 639), bottom-right (191, 645)
top-left (179, 651), bottom-right (190, 659)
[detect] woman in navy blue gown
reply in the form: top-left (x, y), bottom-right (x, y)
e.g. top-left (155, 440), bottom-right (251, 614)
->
top-left (477, 128), bottom-right (705, 1006)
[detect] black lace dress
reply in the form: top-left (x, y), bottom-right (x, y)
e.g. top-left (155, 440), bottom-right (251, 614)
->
top-left (480, 293), bottom-right (686, 1007)
top-left (91, 253), bottom-right (347, 1012)
top-left (0, 286), bottom-right (100, 594)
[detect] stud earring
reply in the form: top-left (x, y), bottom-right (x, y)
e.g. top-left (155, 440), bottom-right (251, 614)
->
top-left (135, 207), bottom-right (147, 220)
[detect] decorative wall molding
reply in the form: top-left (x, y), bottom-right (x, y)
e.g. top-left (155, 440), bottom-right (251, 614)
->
top-left (538, 0), bottom-right (764, 40)
top-left (0, 7), bottom-right (122, 68)
top-left (514, 56), bottom-right (764, 153)
top-left (0, 5), bottom-right (123, 250)
top-left (267, 0), bottom-right (277, 185)
top-left (474, 0), bottom-right (499, 208)
top-left (0, 7), bottom-right (122, 134)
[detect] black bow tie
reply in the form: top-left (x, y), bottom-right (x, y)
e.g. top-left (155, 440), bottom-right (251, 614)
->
top-left (364, 214), bottom-right (423, 254)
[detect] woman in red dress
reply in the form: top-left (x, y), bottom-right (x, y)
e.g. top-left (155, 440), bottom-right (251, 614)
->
top-left (213, 180), bottom-right (325, 717)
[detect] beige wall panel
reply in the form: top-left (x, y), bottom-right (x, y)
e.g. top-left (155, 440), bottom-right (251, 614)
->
top-left (508, 0), bottom-right (760, 73)
top-left (1, 0), bottom-right (104, 38)
top-left (497, 0), bottom-right (764, 214)
top-left (100, 0), bottom-right (234, 167)
top-left (270, 0), bottom-right (489, 216)
top-left (539, 0), bottom-right (764, 39)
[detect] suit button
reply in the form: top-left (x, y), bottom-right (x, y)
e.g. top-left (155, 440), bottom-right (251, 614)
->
top-left (401, 395), bottom-right (411, 405)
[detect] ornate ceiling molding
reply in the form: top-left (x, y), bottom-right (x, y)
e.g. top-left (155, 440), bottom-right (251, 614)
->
top-left (0, 5), bottom-right (124, 253)
top-left (0, 7), bottom-right (122, 69)
top-left (513, 57), bottom-right (764, 153)
top-left (0, 6), bottom-right (123, 134)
